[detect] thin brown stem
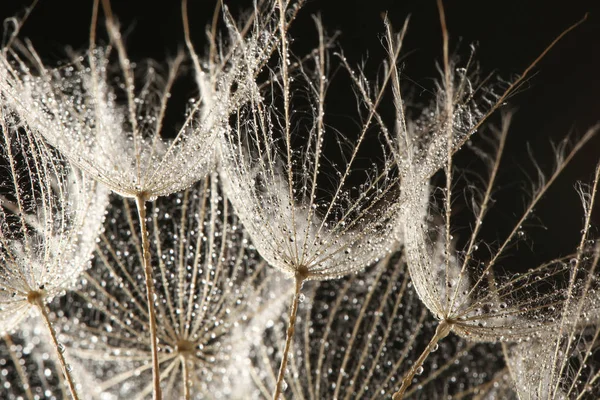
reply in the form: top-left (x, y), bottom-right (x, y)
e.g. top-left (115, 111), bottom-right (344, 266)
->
top-left (392, 320), bottom-right (452, 400)
top-left (29, 293), bottom-right (80, 400)
top-left (135, 194), bottom-right (162, 400)
top-left (273, 274), bottom-right (304, 399)
top-left (181, 356), bottom-right (190, 400)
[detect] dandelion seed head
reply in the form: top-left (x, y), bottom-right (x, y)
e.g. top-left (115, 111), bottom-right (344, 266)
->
top-left (394, 48), bottom-right (599, 342)
top-left (0, 107), bottom-right (109, 335)
top-left (220, 24), bottom-right (404, 281)
top-left (0, 2), bottom-right (275, 202)
top-left (61, 177), bottom-right (274, 398)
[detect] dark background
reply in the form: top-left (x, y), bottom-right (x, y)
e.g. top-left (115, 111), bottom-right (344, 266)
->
top-left (2, 0), bottom-right (599, 267)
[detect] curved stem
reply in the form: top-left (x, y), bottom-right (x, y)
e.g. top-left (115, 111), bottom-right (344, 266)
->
top-left (135, 194), bottom-right (162, 400)
top-left (32, 295), bottom-right (80, 400)
top-left (392, 320), bottom-right (452, 400)
top-left (272, 274), bottom-right (304, 399)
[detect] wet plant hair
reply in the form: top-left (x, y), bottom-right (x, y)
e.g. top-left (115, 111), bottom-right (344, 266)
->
top-left (0, 1), bottom-right (598, 399)
top-left (0, 102), bottom-right (109, 399)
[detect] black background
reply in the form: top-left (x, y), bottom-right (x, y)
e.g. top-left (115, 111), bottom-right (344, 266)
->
top-left (2, 0), bottom-right (599, 269)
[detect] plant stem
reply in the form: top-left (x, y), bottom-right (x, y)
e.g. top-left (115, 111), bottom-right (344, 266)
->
top-left (181, 357), bottom-right (190, 400)
top-left (30, 294), bottom-right (80, 400)
top-left (272, 274), bottom-right (304, 399)
top-left (392, 320), bottom-right (452, 400)
top-left (135, 194), bottom-right (162, 400)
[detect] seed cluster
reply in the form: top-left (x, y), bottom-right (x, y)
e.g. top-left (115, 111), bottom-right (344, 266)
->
top-left (0, 1), bottom-right (598, 399)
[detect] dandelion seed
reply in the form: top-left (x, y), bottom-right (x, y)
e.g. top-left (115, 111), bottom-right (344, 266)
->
top-left (219, 8), bottom-right (404, 397)
top-left (0, 105), bottom-right (109, 400)
top-left (60, 176), bottom-right (275, 399)
top-left (378, 4), bottom-right (594, 397)
top-left (394, 118), bottom-right (598, 398)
